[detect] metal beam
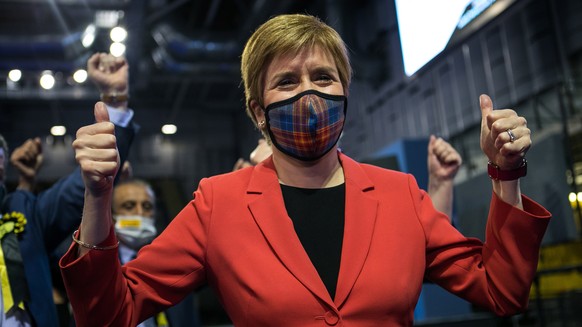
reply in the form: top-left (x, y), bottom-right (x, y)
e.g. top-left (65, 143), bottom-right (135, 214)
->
top-left (146, 0), bottom-right (190, 25)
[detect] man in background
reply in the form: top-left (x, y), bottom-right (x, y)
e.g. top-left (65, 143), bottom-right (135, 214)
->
top-left (111, 178), bottom-right (200, 327)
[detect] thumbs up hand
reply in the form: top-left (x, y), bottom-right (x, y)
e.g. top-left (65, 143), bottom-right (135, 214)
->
top-left (479, 94), bottom-right (530, 170)
top-left (72, 102), bottom-right (120, 196)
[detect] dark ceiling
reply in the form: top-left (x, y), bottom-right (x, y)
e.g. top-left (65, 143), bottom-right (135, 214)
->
top-left (0, 0), bottom-right (396, 186)
top-left (0, 0), bottom-right (343, 146)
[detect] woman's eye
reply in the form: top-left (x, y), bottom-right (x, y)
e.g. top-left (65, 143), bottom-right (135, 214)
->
top-left (316, 75), bottom-right (332, 82)
top-left (278, 79), bottom-right (294, 86)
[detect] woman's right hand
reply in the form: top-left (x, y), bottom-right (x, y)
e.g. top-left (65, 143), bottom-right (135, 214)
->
top-left (73, 102), bottom-right (120, 197)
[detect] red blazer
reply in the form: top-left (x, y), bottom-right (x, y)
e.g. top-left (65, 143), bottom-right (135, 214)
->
top-left (61, 152), bottom-right (551, 327)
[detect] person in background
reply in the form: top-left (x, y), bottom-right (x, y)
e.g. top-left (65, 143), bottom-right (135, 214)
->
top-left (118, 161), bottom-right (134, 182)
top-left (232, 138), bottom-right (274, 171)
top-left (114, 177), bottom-right (200, 327)
top-left (7, 138), bottom-right (43, 193)
top-left (112, 179), bottom-right (168, 327)
top-left (0, 135), bottom-right (8, 202)
top-left (0, 52), bottom-right (136, 326)
top-left (50, 55), bottom-right (197, 327)
top-left (113, 179), bottom-right (157, 262)
top-left (427, 135), bottom-right (462, 220)
top-left (61, 14), bottom-right (550, 326)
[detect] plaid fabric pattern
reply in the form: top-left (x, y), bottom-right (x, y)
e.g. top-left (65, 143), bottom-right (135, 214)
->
top-left (266, 92), bottom-right (345, 160)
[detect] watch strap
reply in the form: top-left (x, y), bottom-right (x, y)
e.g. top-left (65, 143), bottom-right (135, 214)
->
top-left (488, 158), bottom-right (527, 181)
top-left (100, 93), bottom-right (129, 104)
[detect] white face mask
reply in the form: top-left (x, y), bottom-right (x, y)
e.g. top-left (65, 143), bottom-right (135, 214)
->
top-left (114, 215), bottom-right (157, 250)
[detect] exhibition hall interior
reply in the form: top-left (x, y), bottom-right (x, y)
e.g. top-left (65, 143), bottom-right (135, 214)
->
top-left (1, 0), bottom-right (582, 326)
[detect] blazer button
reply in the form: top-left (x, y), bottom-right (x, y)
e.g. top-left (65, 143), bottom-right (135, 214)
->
top-left (324, 311), bottom-right (339, 325)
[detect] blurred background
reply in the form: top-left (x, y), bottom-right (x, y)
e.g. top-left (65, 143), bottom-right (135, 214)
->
top-left (1, 0), bottom-right (582, 326)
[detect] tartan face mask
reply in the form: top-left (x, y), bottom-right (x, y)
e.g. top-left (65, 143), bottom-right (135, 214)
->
top-left (264, 89), bottom-right (347, 161)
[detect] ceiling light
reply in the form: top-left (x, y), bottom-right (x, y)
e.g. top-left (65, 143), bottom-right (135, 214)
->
top-left (40, 71), bottom-right (55, 90)
top-left (73, 69), bottom-right (88, 83)
top-left (95, 10), bottom-right (123, 28)
top-left (50, 125), bottom-right (66, 136)
top-left (8, 69), bottom-right (22, 82)
top-left (569, 192), bottom-right (582, 205)
top-left (110, 42), bottom-right (126, 57)
top-left (82, 24), bottom-right (96, 48)
top-left (110, 26), bottom-right (127, 42)
top-left (161, 124), bottom-right (177, 135)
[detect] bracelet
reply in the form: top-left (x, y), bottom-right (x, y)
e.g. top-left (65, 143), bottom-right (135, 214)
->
top-left (487, 158), bottom-right (527, 181)
top-left (100, 93), bottom-right (129, 104)
top-left (72, 230), bottom-right (119, 251)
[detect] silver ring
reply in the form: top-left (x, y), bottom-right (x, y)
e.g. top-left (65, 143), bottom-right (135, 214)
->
top-left (506, 129), bottom-right (516, 143)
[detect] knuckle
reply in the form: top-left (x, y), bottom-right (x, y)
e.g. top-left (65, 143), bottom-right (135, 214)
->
top-left (79, 160), bottom-right (90, 171)
top-left (491, 121), bottom-right (501, 132)
top-left (105, 122), bottom-right (116, 133)
top-left (106, 134), bottom-right (117, 145)
top-left (106, 148), bottom-right (118, 159)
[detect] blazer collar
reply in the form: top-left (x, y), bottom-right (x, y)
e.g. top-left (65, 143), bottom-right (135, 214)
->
top-left (335, 154), bottom-right (378, 308)
top-left (246, 152), bottom-right (378, 308)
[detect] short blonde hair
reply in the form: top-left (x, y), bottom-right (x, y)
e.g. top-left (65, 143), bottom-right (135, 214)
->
top-left (241, 14), bottom-right (352, 127)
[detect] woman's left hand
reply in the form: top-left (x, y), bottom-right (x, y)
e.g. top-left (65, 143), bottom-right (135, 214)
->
top-left (479, 94), bottom-right (530, 170)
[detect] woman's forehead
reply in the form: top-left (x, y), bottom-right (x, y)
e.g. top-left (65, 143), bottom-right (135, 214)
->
top-left (266, 45), bottom-right (336, 72)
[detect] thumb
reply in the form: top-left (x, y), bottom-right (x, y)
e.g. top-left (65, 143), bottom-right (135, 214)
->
top-left (479, 94), bottom-right (493, 120)
top-left (427, 135), bottom-right (436, 154)
top-left (33, 137), bottom-right (43, 155)
top-left (94, 102), bottom-right (110, 123)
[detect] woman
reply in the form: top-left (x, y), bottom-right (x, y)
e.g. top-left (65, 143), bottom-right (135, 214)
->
top-left (61, 14), bottom-right (550, 326)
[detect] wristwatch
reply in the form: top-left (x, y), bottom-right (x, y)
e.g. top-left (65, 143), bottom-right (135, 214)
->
top-left (487, 158), bottom-right (527, 181)
top-left (100, 93), bottom-right (129, 103)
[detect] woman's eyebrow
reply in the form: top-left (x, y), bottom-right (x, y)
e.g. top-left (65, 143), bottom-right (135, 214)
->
top-left (311, 66), bottom-right (338, 76)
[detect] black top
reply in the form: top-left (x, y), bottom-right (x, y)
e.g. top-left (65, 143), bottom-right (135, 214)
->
top-left (280, 183), bottom-right (345, 300)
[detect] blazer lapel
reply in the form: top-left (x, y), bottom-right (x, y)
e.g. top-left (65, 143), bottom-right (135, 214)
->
top-left (334, 153), bottom-right (378, 308)
top-left (247, 158), bottom-right (334, 307)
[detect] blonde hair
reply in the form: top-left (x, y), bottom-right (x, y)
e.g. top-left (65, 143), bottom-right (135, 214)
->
top-left (241, 14), bottom-right (352, 127)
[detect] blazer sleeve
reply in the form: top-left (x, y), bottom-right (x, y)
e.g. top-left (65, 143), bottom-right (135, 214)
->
top-left (60, 177), bottom-right (212, 327)
top-left (413, 175), bottom-right (551, 315)
top-left (36, 122), bottom-right (136, 253)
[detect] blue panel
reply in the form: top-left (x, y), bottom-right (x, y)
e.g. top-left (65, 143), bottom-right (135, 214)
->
top-left (366, 137), bottom-right (472, 322)
top-left (415, 284), bottom-right (472, 321)
top-left (367, 138), bottom-right (429, 188)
